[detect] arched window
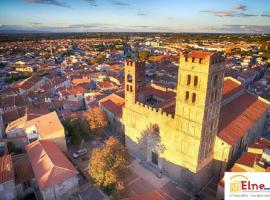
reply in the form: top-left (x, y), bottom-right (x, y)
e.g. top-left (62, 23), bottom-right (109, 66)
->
top-left (187, 75), bottom-right (191, 85)
top-left (192, 93), bottom-right (196, 103)
top-left (185, 91), bottom-right (189, 101)
top-left (127, 74), bottom-right (133, 83)
top-left (194, 76), bottom-right (198, 87)
top-left (214, 75), bottom-right (218, 87)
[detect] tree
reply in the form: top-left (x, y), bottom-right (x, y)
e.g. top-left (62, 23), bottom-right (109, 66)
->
top-left (85, 107), bottom-right (108, 137)
top-left (63, 115), bottom-right (89, 145)
top-left (137, 51), bottom-right (150, 61)
top-left (88, 137), bottom-right (130, 193)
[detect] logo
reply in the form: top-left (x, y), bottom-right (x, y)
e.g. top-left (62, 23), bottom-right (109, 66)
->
top-left (225, 172), bottom-right (270, 199)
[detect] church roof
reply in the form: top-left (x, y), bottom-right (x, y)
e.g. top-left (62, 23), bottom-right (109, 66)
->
top-left (218, 91), bottom-right (269, 145)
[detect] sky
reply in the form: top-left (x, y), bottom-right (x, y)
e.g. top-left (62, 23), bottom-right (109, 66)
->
top-left (0, 0), bottom-right (270, 33)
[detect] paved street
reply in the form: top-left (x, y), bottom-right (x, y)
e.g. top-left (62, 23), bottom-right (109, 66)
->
top-left (120, 159), bottom-right (192, 200)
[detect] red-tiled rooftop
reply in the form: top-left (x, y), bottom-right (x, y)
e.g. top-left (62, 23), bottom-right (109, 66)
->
top-left (236, 152), bottom-right (261, 168)
top-left (218, 92), bottom-right (269, 145)
top-left (0, 154), bottom-right (14, 184)
top-left (144, 86), bottom-right (176, 101)
top-left (222, 78), bottom-right (244, 100)
top-left (26, 140), bottom-right (78, 189)
top-left (188, 51), bottom-right (214, 59)
top-left (249, 137), bottom-right (270, 150)
top-left (99, 93), bottom-right (125, 118)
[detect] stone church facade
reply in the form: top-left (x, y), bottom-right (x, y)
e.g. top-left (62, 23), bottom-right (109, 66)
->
top-left (123, 51), bottom-right (225, 192)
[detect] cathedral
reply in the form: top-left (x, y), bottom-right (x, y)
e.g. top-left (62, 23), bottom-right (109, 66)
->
top-left (123, 51), bottom-right (269, 193)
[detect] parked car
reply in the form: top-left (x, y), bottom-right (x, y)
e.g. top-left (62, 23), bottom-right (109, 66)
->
top-left (73, 148), bottom-right (87, 159)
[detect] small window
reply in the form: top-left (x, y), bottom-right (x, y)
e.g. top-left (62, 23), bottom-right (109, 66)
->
top-left (192, 93), bottom-right (196, 103)
top-left (127, 74), bottom-right (133, 83)
top-left (185, 56), bottom-right (188, 62)
top-left (130, 85), bottom-right (133, 92)
top-left (192, 57), bottom-right (195, 62)
top-left (187, 75), bottom-right (191, 85)
top-left (185, 91), bottom-right (189, 101)
top-left (199, 58), bottom-right (202, 63)
top-left (126, 85), bottom-right (129, 92)
top-left (194, 76), bottom-right (198, 87)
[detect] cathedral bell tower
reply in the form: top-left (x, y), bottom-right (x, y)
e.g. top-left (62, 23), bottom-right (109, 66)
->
top-left (175, 51), bottom-right (225, 172)
top-left (124, 60), bottom-right (145, 105)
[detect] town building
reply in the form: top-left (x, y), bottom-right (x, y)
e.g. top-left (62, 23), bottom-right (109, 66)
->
top-left (26, 140), bottom-right (79, 200)
top-left (5, 111), bottom-right (67, 152)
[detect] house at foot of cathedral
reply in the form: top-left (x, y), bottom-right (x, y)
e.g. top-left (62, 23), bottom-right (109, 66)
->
top-left (100, 51), bottom-right (269, 193)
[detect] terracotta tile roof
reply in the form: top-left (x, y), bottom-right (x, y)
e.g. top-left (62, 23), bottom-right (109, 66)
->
top-left (97, 80), bottom-right (116, 89)
top-left (188, 51), bottom-right (214, 59)
top-left (236, 152), bottom-right (261, 168)
top-left (0, 154), bottom-right (14, 184)
top-left (25, 111), bottom-right (64, 139)
top-left (144, 86), bottom-right (176, 101)
top-left (218, 92), bottom-right (269, 145)
top-left (222, 77), bottom-right (244, 100)
top-left (248, 137), bottom-right (270, 150)
top-left (6, 115), bottom-right (27, 132)
top-left (26, 140), bottom-right (78, 190)
top-left (60, 86), bottom-right (86, 96)
top-left (99, 94), bottom-right (125, 118)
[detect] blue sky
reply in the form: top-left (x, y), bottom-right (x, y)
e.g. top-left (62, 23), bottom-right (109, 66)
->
top-left (0, 0), bottom-right (270, 33)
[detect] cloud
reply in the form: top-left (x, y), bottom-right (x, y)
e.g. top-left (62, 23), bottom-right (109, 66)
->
top-left (201, 10), bottom-right (236, 17)
top-left (24, 0), bottom-right (70, 8)
top-left (29, 22), bottom-right (43, 26)
top-left (201, 10), bottom-right (257, 17)
top-left (111, 1), bottom-right (130, 6)
top-left (234, 4), bottom-right (247, 11)
top-left (83, 0), bottom-right (97, 6)
top-left (206, 24), bottom-right (270, 33)
top-left (261, 12), bottom-right (270, 17)
top-left (137, 12), bottom-right (146, 16)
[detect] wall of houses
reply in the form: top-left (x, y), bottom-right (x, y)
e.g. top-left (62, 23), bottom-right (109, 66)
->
top-left (41, 175), bottom-right (78, 200)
